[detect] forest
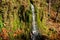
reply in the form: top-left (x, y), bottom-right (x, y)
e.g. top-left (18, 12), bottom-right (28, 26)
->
top-left (0, 0), bottom-right (60, 40)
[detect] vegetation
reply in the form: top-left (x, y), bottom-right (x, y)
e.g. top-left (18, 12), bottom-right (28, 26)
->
top-left (0, 0), bottom-right (60, 40)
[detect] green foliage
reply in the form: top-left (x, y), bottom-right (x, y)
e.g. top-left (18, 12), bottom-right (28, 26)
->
top-left (0, 0), bottom-right (49, 40)
top-left (0, 14), bottom-right (3, 32)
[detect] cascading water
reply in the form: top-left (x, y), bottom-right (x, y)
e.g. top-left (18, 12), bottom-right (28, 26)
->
top-left (31, 4), bottom-right (40, 40)
top-left (30, 2), bottom-right (50, 40)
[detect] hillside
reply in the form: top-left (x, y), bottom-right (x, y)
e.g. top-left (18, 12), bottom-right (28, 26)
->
top-left (0, 0), bottom-right (60, 40)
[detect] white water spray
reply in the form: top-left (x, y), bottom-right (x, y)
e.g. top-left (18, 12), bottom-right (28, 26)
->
top-left (31, 4), bottom-right (39, 40)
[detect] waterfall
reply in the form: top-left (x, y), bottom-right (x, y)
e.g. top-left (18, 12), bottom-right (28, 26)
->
top-left (30, 3), bottom-right (49, 40)
top-left (31, 4), bottom-right (39, 40)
